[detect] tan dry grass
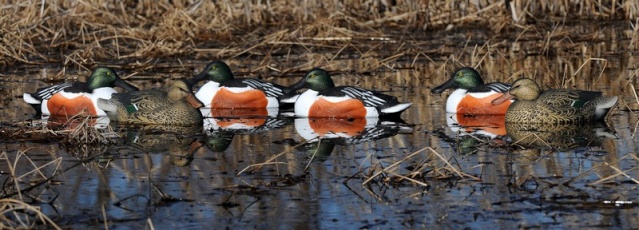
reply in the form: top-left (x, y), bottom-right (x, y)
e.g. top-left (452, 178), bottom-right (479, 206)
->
top-left (1, 1), bottom-right (637, 111)
top-left (237, 139), bottom-right (308, 175)
top-left (0, 0), bottom-right (637, 66)
top-left (0, 150), bottom-right (62, 198)
top-left (562, 153), bottom-right (639, 186)
top-left (360, 147), bottom-right (479, 188)
top-left (0, 198), bottom-right (60, 229)
top-left (0, 149), bottom-right (62, 228)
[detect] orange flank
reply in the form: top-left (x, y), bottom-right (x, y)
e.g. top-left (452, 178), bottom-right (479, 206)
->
top-left (309, 98), bottom-right (367, 118)
top-left (309, 118), bottom-right (367, 137)
top-left (210, 108), bottom-right (268, 128)
top-left (455, 114), bottom-right (506, 136)
top-left (47, 93), bottom-right (97, 116)
top-left (211, 88), bottom-right (268, 108)
top-left (457, 93), bottom-right (511, 115)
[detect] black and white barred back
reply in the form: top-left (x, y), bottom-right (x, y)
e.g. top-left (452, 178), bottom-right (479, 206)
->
top-left (221, 78), bottom-right (290, 98)
top-left (322, 86), bottom-right (399, 108)
top-left (469, 82), bottom-right (510, 94)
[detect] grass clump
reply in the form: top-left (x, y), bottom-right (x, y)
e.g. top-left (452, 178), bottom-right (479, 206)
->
top-left (1, 0), bottom-right (637, 66)
top-left (0, 198), bottom-right (60, 229)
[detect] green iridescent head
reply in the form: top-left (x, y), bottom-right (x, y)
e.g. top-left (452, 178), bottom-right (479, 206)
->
top-left (191, 61), bottom-right (235, 84)
top-left (289, 68), bottom-right (336, 92)
top-left (87, 67), bottom-right (138, 92)
top-left (431, 67), bottom-right (484, 94)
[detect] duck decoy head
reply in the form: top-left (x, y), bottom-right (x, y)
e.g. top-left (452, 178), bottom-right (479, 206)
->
top-left (431, 67), bottom-right (483, 94)
top-left (191, 61), bottom-right (235, 85)
top-left (288, 68), bottom-right (335, 92)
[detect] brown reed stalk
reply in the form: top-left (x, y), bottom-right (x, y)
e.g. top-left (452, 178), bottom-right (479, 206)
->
top-left (362, 147), bottom-right (478, 187)
top-left (1, 0), bottom-right (637, 66)
top-left (0, 198), bottom-right (61, 229)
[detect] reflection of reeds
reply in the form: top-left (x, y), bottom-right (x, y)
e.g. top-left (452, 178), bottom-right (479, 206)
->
top-left (237, 139), bottom-right (308, 175)
top-left (0, 150), bottom-right (61, 229)
top-left (0, 150), bottom-right (62, 199)
top-left (360, 147), bottom-right (479, 188)
top-left (563, 153), bottom-right (639, 186)
top-left (589, 153), bottom-right (639, 185)
top-left (0, 198), bottom-right (60, 229)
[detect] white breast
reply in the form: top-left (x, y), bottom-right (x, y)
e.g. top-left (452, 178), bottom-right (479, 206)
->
top-left (195, 82), bottom-right (221, 107)
top-left (294, 90), bottom-right (319, 117)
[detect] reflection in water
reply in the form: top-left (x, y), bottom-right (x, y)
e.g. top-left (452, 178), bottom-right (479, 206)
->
top-left (298, 139), bottom-right (337, 162)
top-left (204, 131), bottom-right (235, 152)
top-left (446, 113), bottom-right (506, 138)
top-left (295, 117), bottom-right (411, 161)
top-left (499, 122), bottom-right (622, 199)
top-left (506, 122), bottom-right (617, 151)
top-left (440, 113), bottom-right (508, 154)
top-left (202, 108), bottom-right (289, 133)
top-left (119, 124), bottom-right (203, 166)
top-left (201, 108), bottom-right (292, 152)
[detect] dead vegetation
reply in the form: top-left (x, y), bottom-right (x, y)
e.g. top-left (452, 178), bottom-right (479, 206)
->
top-left (1, 1), bottom-right (637, 109)
top-left (0, 115), bottom-right (117, 228)
top-left (4, 114), bottom-right (114, 142)
top-left (0, 149), bottom-right (62, 229)
top-left (0, 198), bottom-right (60, 229)
top-left (0, 0), bottom-right (637, 68)
top-left (238, 139), bottom-right (478, 192)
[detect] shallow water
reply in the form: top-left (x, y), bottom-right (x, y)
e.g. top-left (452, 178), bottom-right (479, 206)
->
top-left (1, 25), bottom-right (638, 228)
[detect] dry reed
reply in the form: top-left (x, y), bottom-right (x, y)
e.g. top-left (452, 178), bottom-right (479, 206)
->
top-left (1, 1), bottom-right (637, 110)
top-left (237, 139), bottom-right (308, 175)
top-left (1, 0), bottom-right (637, 67)
top-left (0, 116), bottom-right (117, 227)
top-left (0, 198), bottom-right (60, 229)
top-left (360, 147), bottom-right (479, 188)
top-left (0, 149), bottom-right (62, 228)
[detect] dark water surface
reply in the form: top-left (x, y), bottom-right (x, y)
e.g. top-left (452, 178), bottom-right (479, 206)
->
top-left (0, 25), bottom-right (638, 229)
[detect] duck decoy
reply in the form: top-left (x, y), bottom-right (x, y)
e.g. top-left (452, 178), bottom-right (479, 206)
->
top-left (287, 68), bottom-right (412, 118)
top-left (431, 67), bottom-right (511, 115)
top-left (189, 61), bottom-right (296, 109)
top-left (97, 80), bottom-right (204, 126)
top-left (491, 78), bottom-right (618, 124)
top-left (23, 67), bottom-right (139, 117)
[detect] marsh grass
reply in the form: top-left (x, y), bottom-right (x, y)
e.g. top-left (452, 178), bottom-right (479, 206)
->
top-left (1, 0), bottom-right (637, 67)
top-left (587, 153), bottom-right (639, 185)
top-left (0, 198), bottom-right (60, 229)
top-left (0, 115), bottom-right (114, 195)
top-left (359, 147), bottom-right (479, 188)
top-left (0, 149), bottom-right (62, 229)
top-left (237, 139), bottom-right (308, 176)
top-left (63, 115), bottom-right (112, 142)
top-left (1, 1), bottom-right (637, 110)
top-left (0, 114), bottom-right (117, 227)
